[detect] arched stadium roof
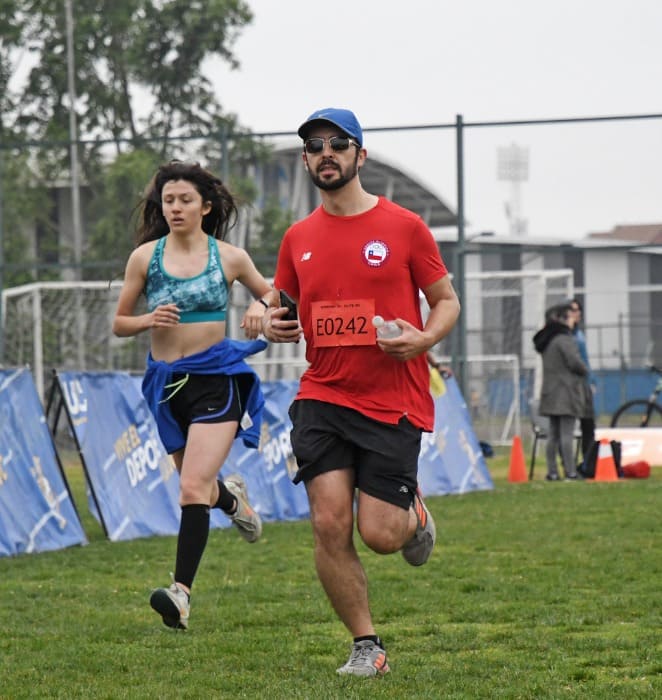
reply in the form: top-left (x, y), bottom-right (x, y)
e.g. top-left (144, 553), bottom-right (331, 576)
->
top-left (260, 146), bottom-right (457, 229)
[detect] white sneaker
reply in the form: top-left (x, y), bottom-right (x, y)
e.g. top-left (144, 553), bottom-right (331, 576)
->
top-left (225, 474), bottom-right (263, 543)
top-left (150, 577), bottom-right (190, 630)
top-left (336, 640), bottom-right (390, 677)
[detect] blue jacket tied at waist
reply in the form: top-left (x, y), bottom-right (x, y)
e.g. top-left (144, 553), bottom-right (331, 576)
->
top-left (142, 338), bottom-right (267, 453)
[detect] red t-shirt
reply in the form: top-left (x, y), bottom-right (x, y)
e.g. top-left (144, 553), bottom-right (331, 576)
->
top-left (274, 197), bottom-right (448, 431)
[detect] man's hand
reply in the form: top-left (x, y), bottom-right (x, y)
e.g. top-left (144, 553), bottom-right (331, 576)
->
top-left (376, 319), bottom-right (430, 361)
top-left (262, 306), bottom-right (303, 343)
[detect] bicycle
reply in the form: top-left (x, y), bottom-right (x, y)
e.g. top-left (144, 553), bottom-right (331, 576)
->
top-left (610, 363), bottom-right (662, 427)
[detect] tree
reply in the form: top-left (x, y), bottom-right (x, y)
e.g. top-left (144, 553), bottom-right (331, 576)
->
top-left (15, 0), bottom-right (253, 147)
top-left (2, 0), bottom-right (287, 281)
top-left (250, 196), bottom-right (294, 278)
top-left (84, 147), bottom-right (162, 280)
top-left (0, 151), bottom-right (54, 287)
top-left (0, 2), bottom-right (49, 287)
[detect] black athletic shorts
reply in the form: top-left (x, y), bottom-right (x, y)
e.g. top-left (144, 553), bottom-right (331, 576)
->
top-left (288, 399), bottom-right (421, 510)
top-left (168, 373), bottom-right (242, 437)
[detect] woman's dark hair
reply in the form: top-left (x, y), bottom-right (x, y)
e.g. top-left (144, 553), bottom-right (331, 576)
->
top-left (134, 161), bottom-right (238, 246)
top-left (545, 302), bottom-right (572, 323)
top-left (568, 297), bottom-right (583, 312)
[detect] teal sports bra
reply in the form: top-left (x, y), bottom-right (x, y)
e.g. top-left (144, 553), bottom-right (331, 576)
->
top-left (144, 236), bottom-right (228, 323)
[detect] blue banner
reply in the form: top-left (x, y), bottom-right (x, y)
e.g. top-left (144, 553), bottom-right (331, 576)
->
top-left (0, 368), bottom-right (87, 556)
top-left (419, 374), bottom-right (494, 495)
top-left (57, 371), bottom-right (191, 541)
top-left (222, 380), bottom-right (310, 521)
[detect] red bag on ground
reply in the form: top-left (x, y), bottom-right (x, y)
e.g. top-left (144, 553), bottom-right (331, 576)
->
top-left (621, 461), bottom-right (651, 479)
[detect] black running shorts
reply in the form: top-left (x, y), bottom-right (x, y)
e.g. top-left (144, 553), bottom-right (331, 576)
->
top-left (288, 399), bottom-right (421, 510)
top-left (168, 373), bottom-right (242, 436)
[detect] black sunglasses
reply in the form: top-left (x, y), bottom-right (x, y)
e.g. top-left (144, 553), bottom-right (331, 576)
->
top-left (303, 136), bottom-right (360, 154)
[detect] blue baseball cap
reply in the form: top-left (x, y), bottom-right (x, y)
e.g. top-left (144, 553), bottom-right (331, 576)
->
top-left (297, 108), bottom-right (363, 146)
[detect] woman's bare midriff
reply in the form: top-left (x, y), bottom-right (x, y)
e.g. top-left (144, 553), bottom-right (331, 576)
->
top-left (150, 322), bottom-right (226, 362)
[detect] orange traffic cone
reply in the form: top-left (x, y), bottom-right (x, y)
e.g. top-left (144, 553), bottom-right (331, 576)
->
top-left (592, 438), bottom-right (620, 482)
top-left (508, 435), bottom-right (528, 482)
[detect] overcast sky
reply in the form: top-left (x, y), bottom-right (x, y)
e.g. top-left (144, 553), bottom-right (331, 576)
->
top-left (205, 0), bottom-right (662, 241)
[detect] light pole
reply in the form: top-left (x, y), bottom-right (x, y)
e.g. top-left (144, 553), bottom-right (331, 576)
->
top-left (455, 115), bottom-right (467, 399)
top-left (0, 148), bottom-right (4, 362)
top-left (497, 142), bottom-right (529, 236)
top-left (65, 0), bottom-right (83, 279)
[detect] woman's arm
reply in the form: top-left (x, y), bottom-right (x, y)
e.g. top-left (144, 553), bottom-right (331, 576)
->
top-left (112, 245), bottom-right (179, 337)
top-left (221, 243), bottom-right (275, 339)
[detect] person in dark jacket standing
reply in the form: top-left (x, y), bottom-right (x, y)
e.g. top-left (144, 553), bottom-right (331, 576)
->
top-left (533, 303), bottom-right (588, 480)
top-left (568, 298), bottom-right (596, 461)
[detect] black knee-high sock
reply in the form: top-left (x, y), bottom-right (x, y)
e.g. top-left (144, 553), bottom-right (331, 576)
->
top-left (174, 504), bottom-right (210, 590)
top-left (212, 479), bottom-right (237, 514)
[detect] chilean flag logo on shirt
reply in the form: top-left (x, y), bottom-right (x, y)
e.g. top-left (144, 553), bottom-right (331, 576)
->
top-left (363, 240), bottom-right (389, 267)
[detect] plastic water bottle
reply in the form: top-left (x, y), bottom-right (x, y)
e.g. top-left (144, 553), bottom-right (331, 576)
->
top-left (372, 315), bottom-right (402, 339)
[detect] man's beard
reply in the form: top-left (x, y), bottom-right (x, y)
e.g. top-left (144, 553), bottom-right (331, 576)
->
top-left (308, 155), bottom-right (359, 191)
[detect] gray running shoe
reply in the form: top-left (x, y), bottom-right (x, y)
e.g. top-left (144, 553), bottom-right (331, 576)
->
top-left (336, 640), bottom-right (390, 677)
top-left (150, 578), bottom-right (189, 630)
top-left (401, 488), bottom-right (436, 566)
top-left (225, 474), bottom-right (262, 543)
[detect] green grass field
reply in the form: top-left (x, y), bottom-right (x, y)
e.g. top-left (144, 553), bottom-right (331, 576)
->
top-left (1, 452), bottom-right (660, 699)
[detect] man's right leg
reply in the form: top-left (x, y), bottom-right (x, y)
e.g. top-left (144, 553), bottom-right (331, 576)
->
top-left (305, 469), bottom-right (374, 638)
top-left (305, 469), bottom-right (390, 677)
top-left (290, 399), bottom-right (390, 675)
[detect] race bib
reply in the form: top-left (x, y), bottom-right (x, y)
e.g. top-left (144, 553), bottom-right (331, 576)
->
top-left (311, 299), bottom-right (376, 347)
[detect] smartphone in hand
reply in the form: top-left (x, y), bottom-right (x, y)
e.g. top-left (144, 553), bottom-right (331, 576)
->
top-left (279, 290), bottom-right (298, 321)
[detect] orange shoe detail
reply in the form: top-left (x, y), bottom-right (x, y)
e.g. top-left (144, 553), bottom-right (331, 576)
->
top-left (373, 651), bottom-right (390, 675)
top-left (414, 493), bottom-right (427, 528)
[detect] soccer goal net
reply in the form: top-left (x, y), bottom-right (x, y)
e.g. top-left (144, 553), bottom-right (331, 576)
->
top-left (1, 281), bottom-right (140, 399)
